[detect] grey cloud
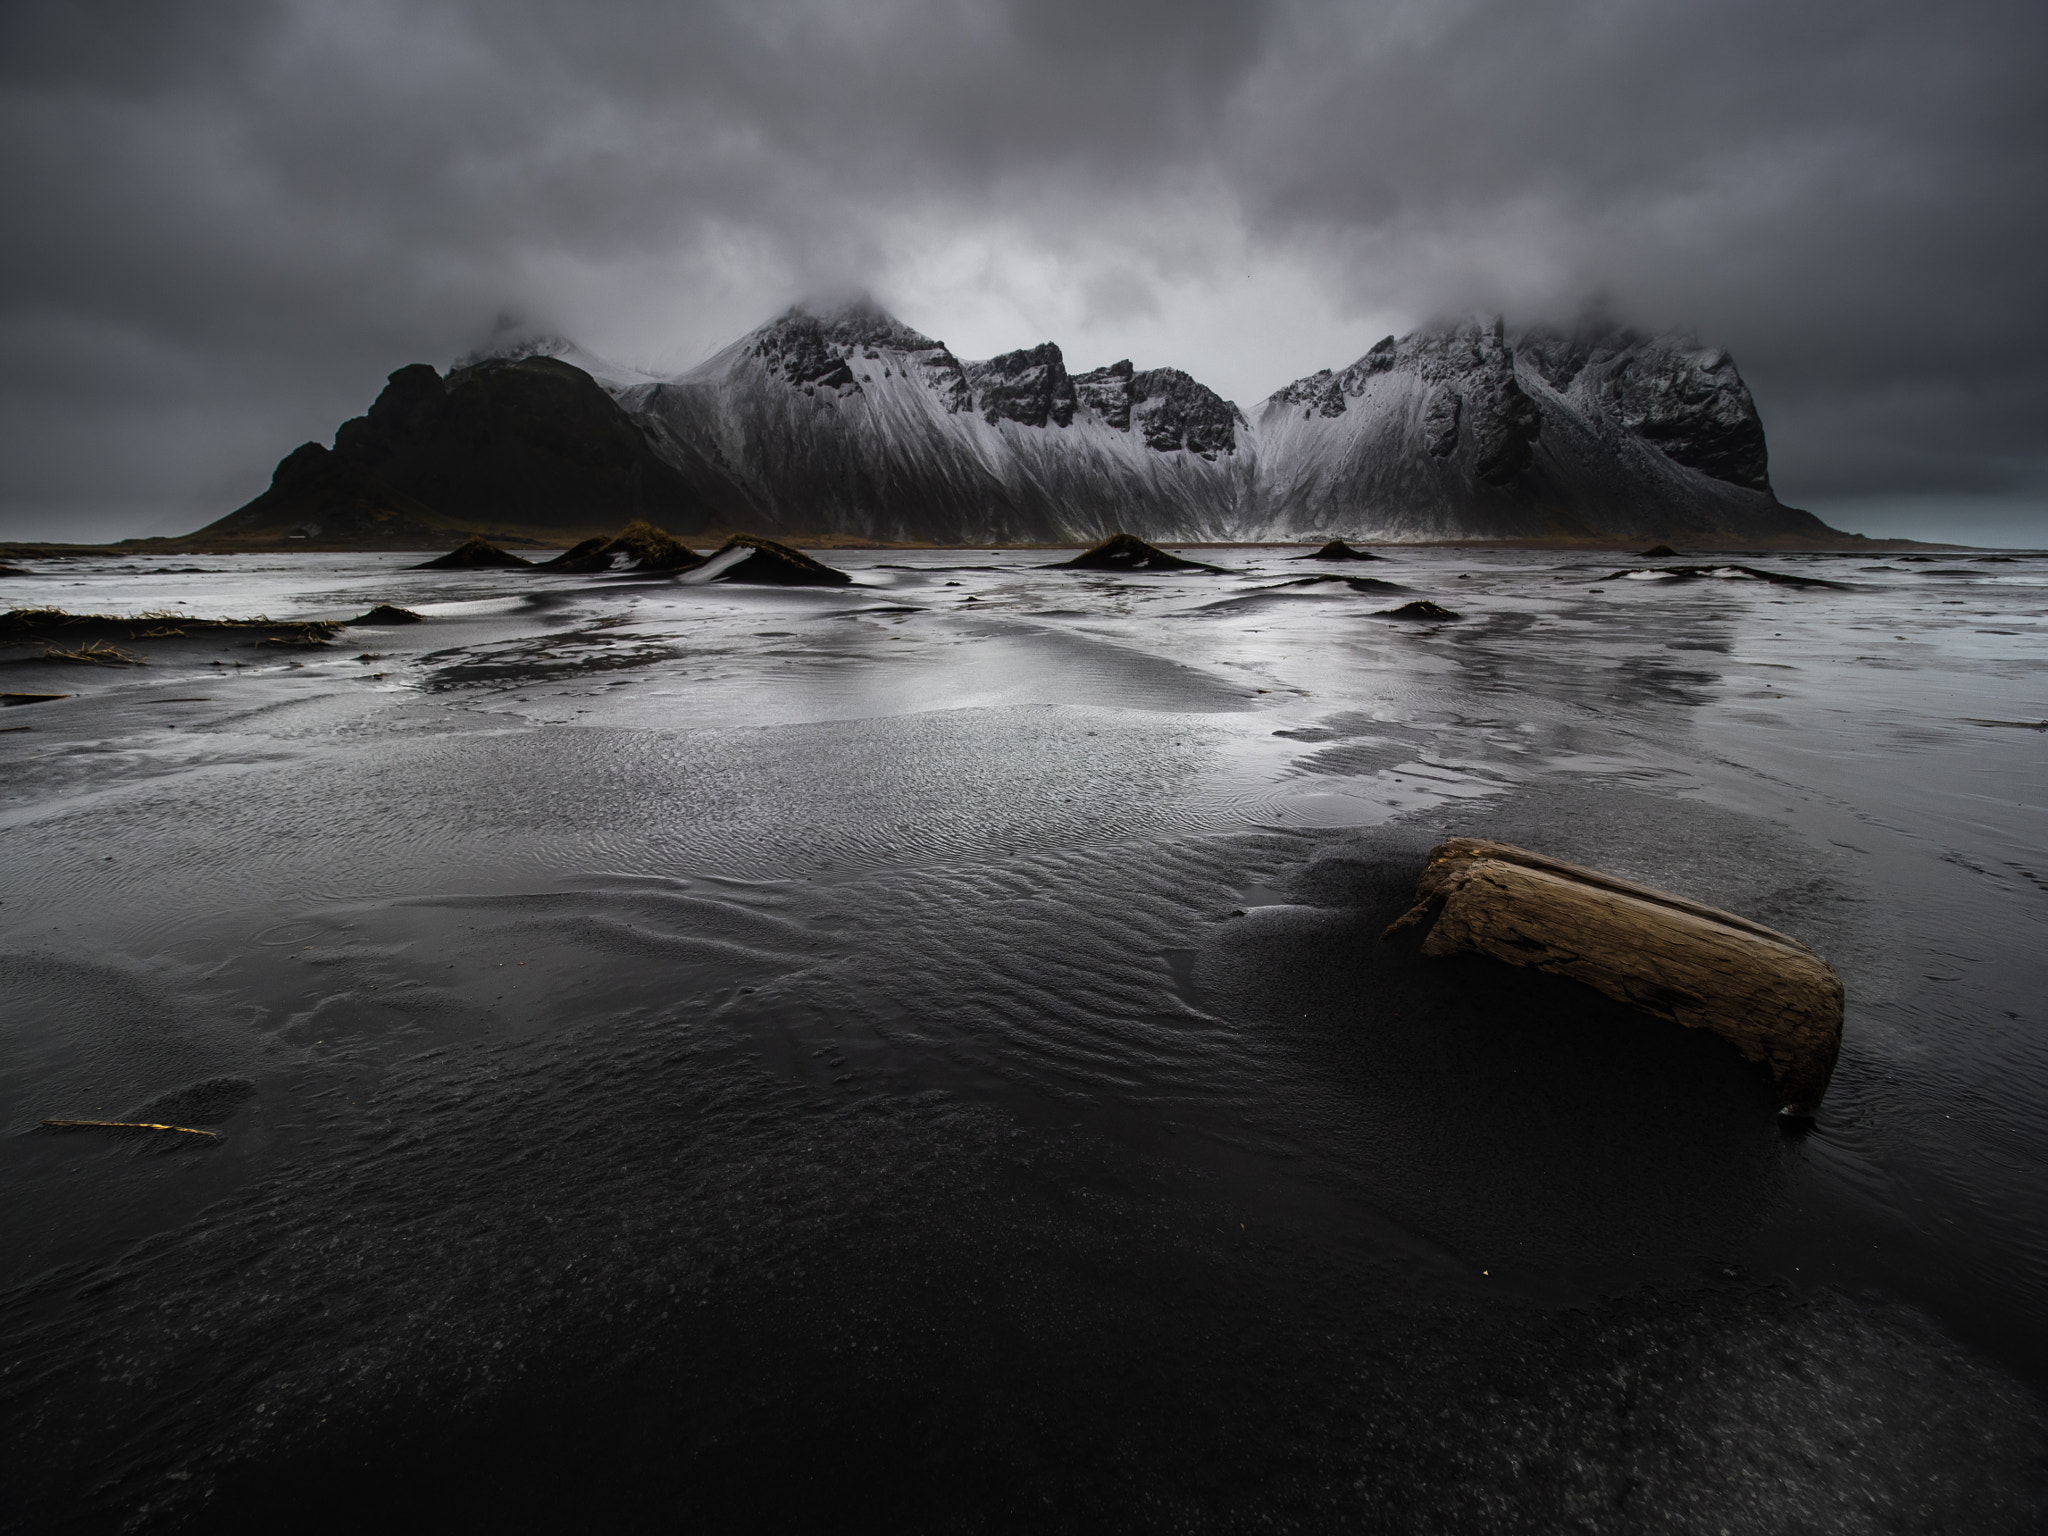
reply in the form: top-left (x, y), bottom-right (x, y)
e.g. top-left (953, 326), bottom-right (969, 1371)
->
top-left (1080, 268), bottom-right (1164, 329)
top-left (2, 0), bottom-right (2043, 540)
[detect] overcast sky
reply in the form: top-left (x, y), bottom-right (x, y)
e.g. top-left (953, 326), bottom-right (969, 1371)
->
top-left (4, 0), bottom-right (2044, 543)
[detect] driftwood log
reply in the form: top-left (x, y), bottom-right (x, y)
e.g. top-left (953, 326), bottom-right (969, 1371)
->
top-left (1383, 838), bottom-right (1844, 1115)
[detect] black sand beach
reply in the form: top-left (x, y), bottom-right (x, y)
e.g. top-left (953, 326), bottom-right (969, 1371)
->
top-left (2, 546), bottom-right (2045, 1531)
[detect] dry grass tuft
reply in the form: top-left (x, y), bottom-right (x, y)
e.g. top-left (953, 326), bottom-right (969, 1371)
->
top-left (41, 639), bottom-right (145, 665)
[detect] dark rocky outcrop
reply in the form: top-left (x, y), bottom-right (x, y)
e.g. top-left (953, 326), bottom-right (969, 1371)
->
top-left (1597, 342), bottom-right (1771, 492)
top-left (416, 536), bottom-right (532, 570)
top-left (1066, 361), bottom-right (1240, 455)
top-left (1055, 534), bottom-right (1229, 574)
top-left (755, 320), bottom-right (857, 392)
top-left (1378, 600), bottom-right (1461, 619)
top-left (1423, 387), bottom-right (1463, 459)
top-left (1270, 368), bottom-right (1349, 419)
top-left (1073, 359), bottom-right (1136, 429)
top-left (967, 344), bottom-right (1076, 428)
top-left (706, 536), bottom-right (852, 586)
top-left (1392, 323), bottom-right (1541, 482)
top-left (1300, 540), bottom-right (1385, 561)
top-left (600, 521), bottom-right (704, 572)
top-left (1454, 334), bottom-right (1542, 485)
top-left (1640, 544), bottom-right (1679, 557)
top-left (1129, 369), bottom-right (1239, 456)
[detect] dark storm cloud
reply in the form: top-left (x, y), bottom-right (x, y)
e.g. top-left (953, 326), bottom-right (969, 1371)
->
top-left (2, 0), bottom-right (2043, 539)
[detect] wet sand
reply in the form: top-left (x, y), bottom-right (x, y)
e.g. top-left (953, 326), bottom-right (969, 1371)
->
top-left (2, 547), bottom-right (2045, 1531)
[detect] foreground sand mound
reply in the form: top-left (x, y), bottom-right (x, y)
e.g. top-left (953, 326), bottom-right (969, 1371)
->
top-left (599, 521), bottom-right (705, 572)
top-left (536, 537), bottom-right (617, 572)
top-left (707, 536), bottom-right (853, 586)
top-left (1299, 540), bottom-right (1385, 561)
top-left (1597, 564), bottom-right (1849, 590)
top-left (1270, 574), bottom-right (1408, 594)
top-left (1054, 533), bottom-right (1229, 574)
top-left (415, 536), bottom-right (533, 570)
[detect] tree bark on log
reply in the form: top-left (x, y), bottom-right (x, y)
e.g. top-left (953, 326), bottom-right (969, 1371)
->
top-left (1383, 838), bottom-right (1843, 1115)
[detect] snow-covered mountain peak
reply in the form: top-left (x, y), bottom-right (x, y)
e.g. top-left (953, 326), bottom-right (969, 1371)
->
top-left (718, 296), bottom-right (969, 409)
top-left (770, 293), bottom-right (940, 353)
top-left (451, 332), bottom-right (664, 391)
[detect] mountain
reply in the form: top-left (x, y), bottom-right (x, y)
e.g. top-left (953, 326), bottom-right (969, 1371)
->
top-left (198, 441), bottom-right (457, 548)
top-left (194, 297), bottom-right (1846, 548)
top-left (1249, 318), bottom-right (1809, 543)
top-left (196, 354), bottom-right (710, 547)
top-left (614, 298), bottom-right (1255, 544)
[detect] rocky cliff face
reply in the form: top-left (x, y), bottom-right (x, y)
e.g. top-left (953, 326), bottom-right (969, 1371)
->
top-left (966, 344), bottom-right (1076, 427)
top-left (198, 297), bottom-right (1839, 548)
top-left (1273, 321), bottom-right (1540, 484)
top-left (1130, 368), bottom-right (1240, 456)
top-left (1252, 316), bottom-right (1812, 543)
top-left (1518, 328), bottom-right (1772, 492)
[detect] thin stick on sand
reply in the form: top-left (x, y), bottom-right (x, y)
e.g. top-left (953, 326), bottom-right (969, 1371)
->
top-left (41, 1119), bottom-right (221, 1140)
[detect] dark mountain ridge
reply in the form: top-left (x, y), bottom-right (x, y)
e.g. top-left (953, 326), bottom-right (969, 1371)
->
top-left (190, 297), bottom-right (1850, 549)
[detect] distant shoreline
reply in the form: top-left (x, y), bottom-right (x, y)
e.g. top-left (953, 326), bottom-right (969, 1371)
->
top-left (0, 533), bottom-right (1967, 558)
